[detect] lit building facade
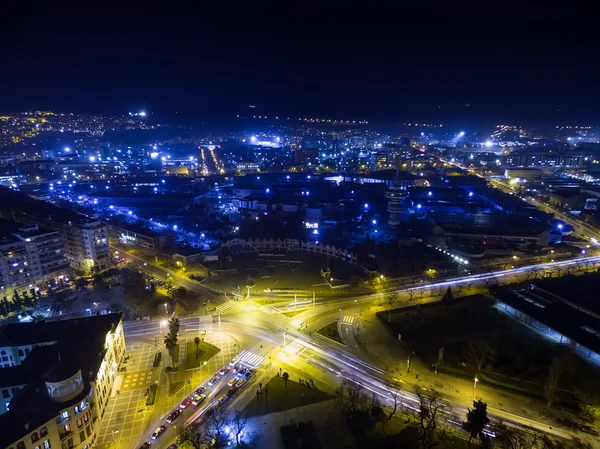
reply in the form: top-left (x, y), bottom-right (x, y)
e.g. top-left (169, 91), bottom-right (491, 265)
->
top-left (0, 223), bottom-right (70, 298)
top-left (0, 314), bottom-right (125, 449)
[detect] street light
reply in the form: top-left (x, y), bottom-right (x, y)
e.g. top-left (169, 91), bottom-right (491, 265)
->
top-left (473, 375), bottom-right (479, 399)
top-left (164, 303), bottom-right (168, 315)
top-left (111, 429), bottom-right (119, 449)
top-left (160, 319), bottom-right (167, 334)
top-left (201, 360), bottom-right (207, 382)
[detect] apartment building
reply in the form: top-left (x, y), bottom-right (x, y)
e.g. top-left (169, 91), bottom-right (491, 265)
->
top-left (48, 221), bottom-right (110, 272)
top-left (0, 313), bottom-right (126, 449)
top-left (0, 221), bottom-right (70, 298)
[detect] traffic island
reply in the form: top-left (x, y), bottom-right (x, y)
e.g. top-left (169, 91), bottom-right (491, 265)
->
top-left (317, 322), bottom-right (343, 344)
top-left (185, 340), bottom-right (220, 369)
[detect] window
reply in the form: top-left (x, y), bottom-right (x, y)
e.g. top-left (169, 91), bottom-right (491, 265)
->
top-left (2, 389), bottom-right (9, 399)
top-left (18, 349), bottom-right (24, 357)
top-left (64, 424), bottom-right (71, 433)
top-left (79, 431), bottom-right (85, 443)
top-left (74, 406), bottom-right (79, 415)
top-left (17, 442), bottom-right (25, 449)
top-left (77, 418), bottom-right (83, 428)
top-left (44, 440), bottom-right (51, 449)
top-left (83, 413), bottom-right (88, 423)
top-left (40, 427), bottom-right (48, 437)
top-left (35, 446), bottom-right (40, 449)
top-left (32, 432), bottom-right (39, 443)
top-left (61, 410), bottom-right (69, 421)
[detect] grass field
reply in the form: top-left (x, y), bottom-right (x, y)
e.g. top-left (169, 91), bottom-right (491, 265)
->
top-left (317, 322), bottom-right (343, 344)
top-left (241, 376), bottom-right (334, 418)
top-left (185, 340), bottom-right (220, 370)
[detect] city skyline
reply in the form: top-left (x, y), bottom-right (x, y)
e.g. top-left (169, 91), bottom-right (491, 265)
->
top-left (1, 4), bottom-right (599, 122)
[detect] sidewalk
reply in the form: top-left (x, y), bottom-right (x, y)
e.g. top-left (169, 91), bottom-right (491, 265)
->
top-left (353, 310), bottom-right (575, 426)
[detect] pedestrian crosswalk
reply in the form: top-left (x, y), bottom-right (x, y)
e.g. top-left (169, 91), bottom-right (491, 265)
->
top-left (215, 301), bottom-right (236, 314)
top-left (283, 340), bottom-right (306, 356)
top-left (237, 350), bottom-right (264, 368)
top-left (341, 315), bottom-right (356, 325)
top-left (290, 318), bottom-right (303, 329)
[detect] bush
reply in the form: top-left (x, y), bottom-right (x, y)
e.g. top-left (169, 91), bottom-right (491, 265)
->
top-left (146, 384), bottom-right (157, 406)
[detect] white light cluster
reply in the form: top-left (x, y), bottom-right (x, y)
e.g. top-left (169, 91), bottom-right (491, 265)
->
top-left (435, 246), bottom-right (469, 265)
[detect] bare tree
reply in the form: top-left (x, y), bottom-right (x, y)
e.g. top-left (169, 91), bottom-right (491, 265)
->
top-left (232, 410), bottom-right (248, 446)
top-left (494, 423), bottom-right (545, 449)
top-left (177, 427), bottom-right (202, 449)
top-left (386, 386), bottom-right (401, 420)
top-left (465, 338), bottom-right (495, 372)
top-left (335, 379), bottom-right (369, 416)
top-left (381, 277), bottom-right (398, 304)
top-left (412, 387), bottom-right (447, 449)
top-left (545, 356), bottom-right (563, 408)
top-left (202, 409), bottom-right (230, 449)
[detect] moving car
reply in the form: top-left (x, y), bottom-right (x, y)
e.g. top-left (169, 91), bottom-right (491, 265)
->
top-left (245, 369), bottom-right (256, 379)
top-left (217, 395), bottom-right (229, 405)
top-left (180, 396), bottom-right (193, 409)
top-left (228, 377), bottom-right (239, 387)
top-left (166, 409), bottom-right (181, 423)
top-left (237, 367), bottom-right (248, 376)
top-left (218, 366), bottom-right (230, 376)
top-left (236, 378), bottom-right (247, 388)
top-left (194, 386), bottom-right (206, 396)
top-left (207, 375), bottom-right (220, 386)
top-left (151, 425), bottom-right (166, 440)
top-left (231, 365), bottom-right (241, 373)
top-left (228, 356), bottom-right (240, 367)
top-left (139, 443), bottom-right (151, 449)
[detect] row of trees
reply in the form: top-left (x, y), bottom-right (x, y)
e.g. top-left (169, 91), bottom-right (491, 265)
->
top-left (335, 379), bottom-right (591, 449)
top-left (0, 289), bottom-right (41, 317)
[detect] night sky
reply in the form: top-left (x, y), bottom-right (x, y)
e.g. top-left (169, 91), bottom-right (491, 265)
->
top-left (1, 3), bottom-right (598, 122)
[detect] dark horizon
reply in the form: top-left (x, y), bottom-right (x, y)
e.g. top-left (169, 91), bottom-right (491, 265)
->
top-left (1, 3), bottom-right (599, 123)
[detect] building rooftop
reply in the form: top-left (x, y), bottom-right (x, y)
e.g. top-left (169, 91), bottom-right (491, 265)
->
top-left (0, 313), bottom-right (122, 448)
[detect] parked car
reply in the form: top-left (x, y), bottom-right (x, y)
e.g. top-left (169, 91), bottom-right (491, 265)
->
top-left (151, 425), bottom-right (166, 440)
top-left (236, 378), bottom-right (247, 388)
top-left (180, 396), bottom-right (193, 409)
top-left (245, 369), bottom-right (256, 379)
top-left (167, 445), bottom-right (178, 449)
top-left (581, 425), bottom-right (600, 436)
top-left (228, 377), bottom-right (239, 387)
top-left (556, 417), bottom-right (578, 429)
top-left (217, 395), bottom-right (229, 405)
top-left (192, 393), bottom-right (207, 407)
top-left (139, 443), bottom-right (151, 449)
top-left (166, 409), bottom-right (181, 423)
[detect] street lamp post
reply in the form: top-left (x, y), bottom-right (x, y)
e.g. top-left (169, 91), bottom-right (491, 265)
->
top-left (111, 429), bottom-right (119, 449)
top-left (160, 319), bottom-right (167, 335)
top-left (473, 375), bottom-right (479, 399)
top-left (164, 302), bottom-right (168, 315)
top-left (201, 361), bottom-right (207, 382)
